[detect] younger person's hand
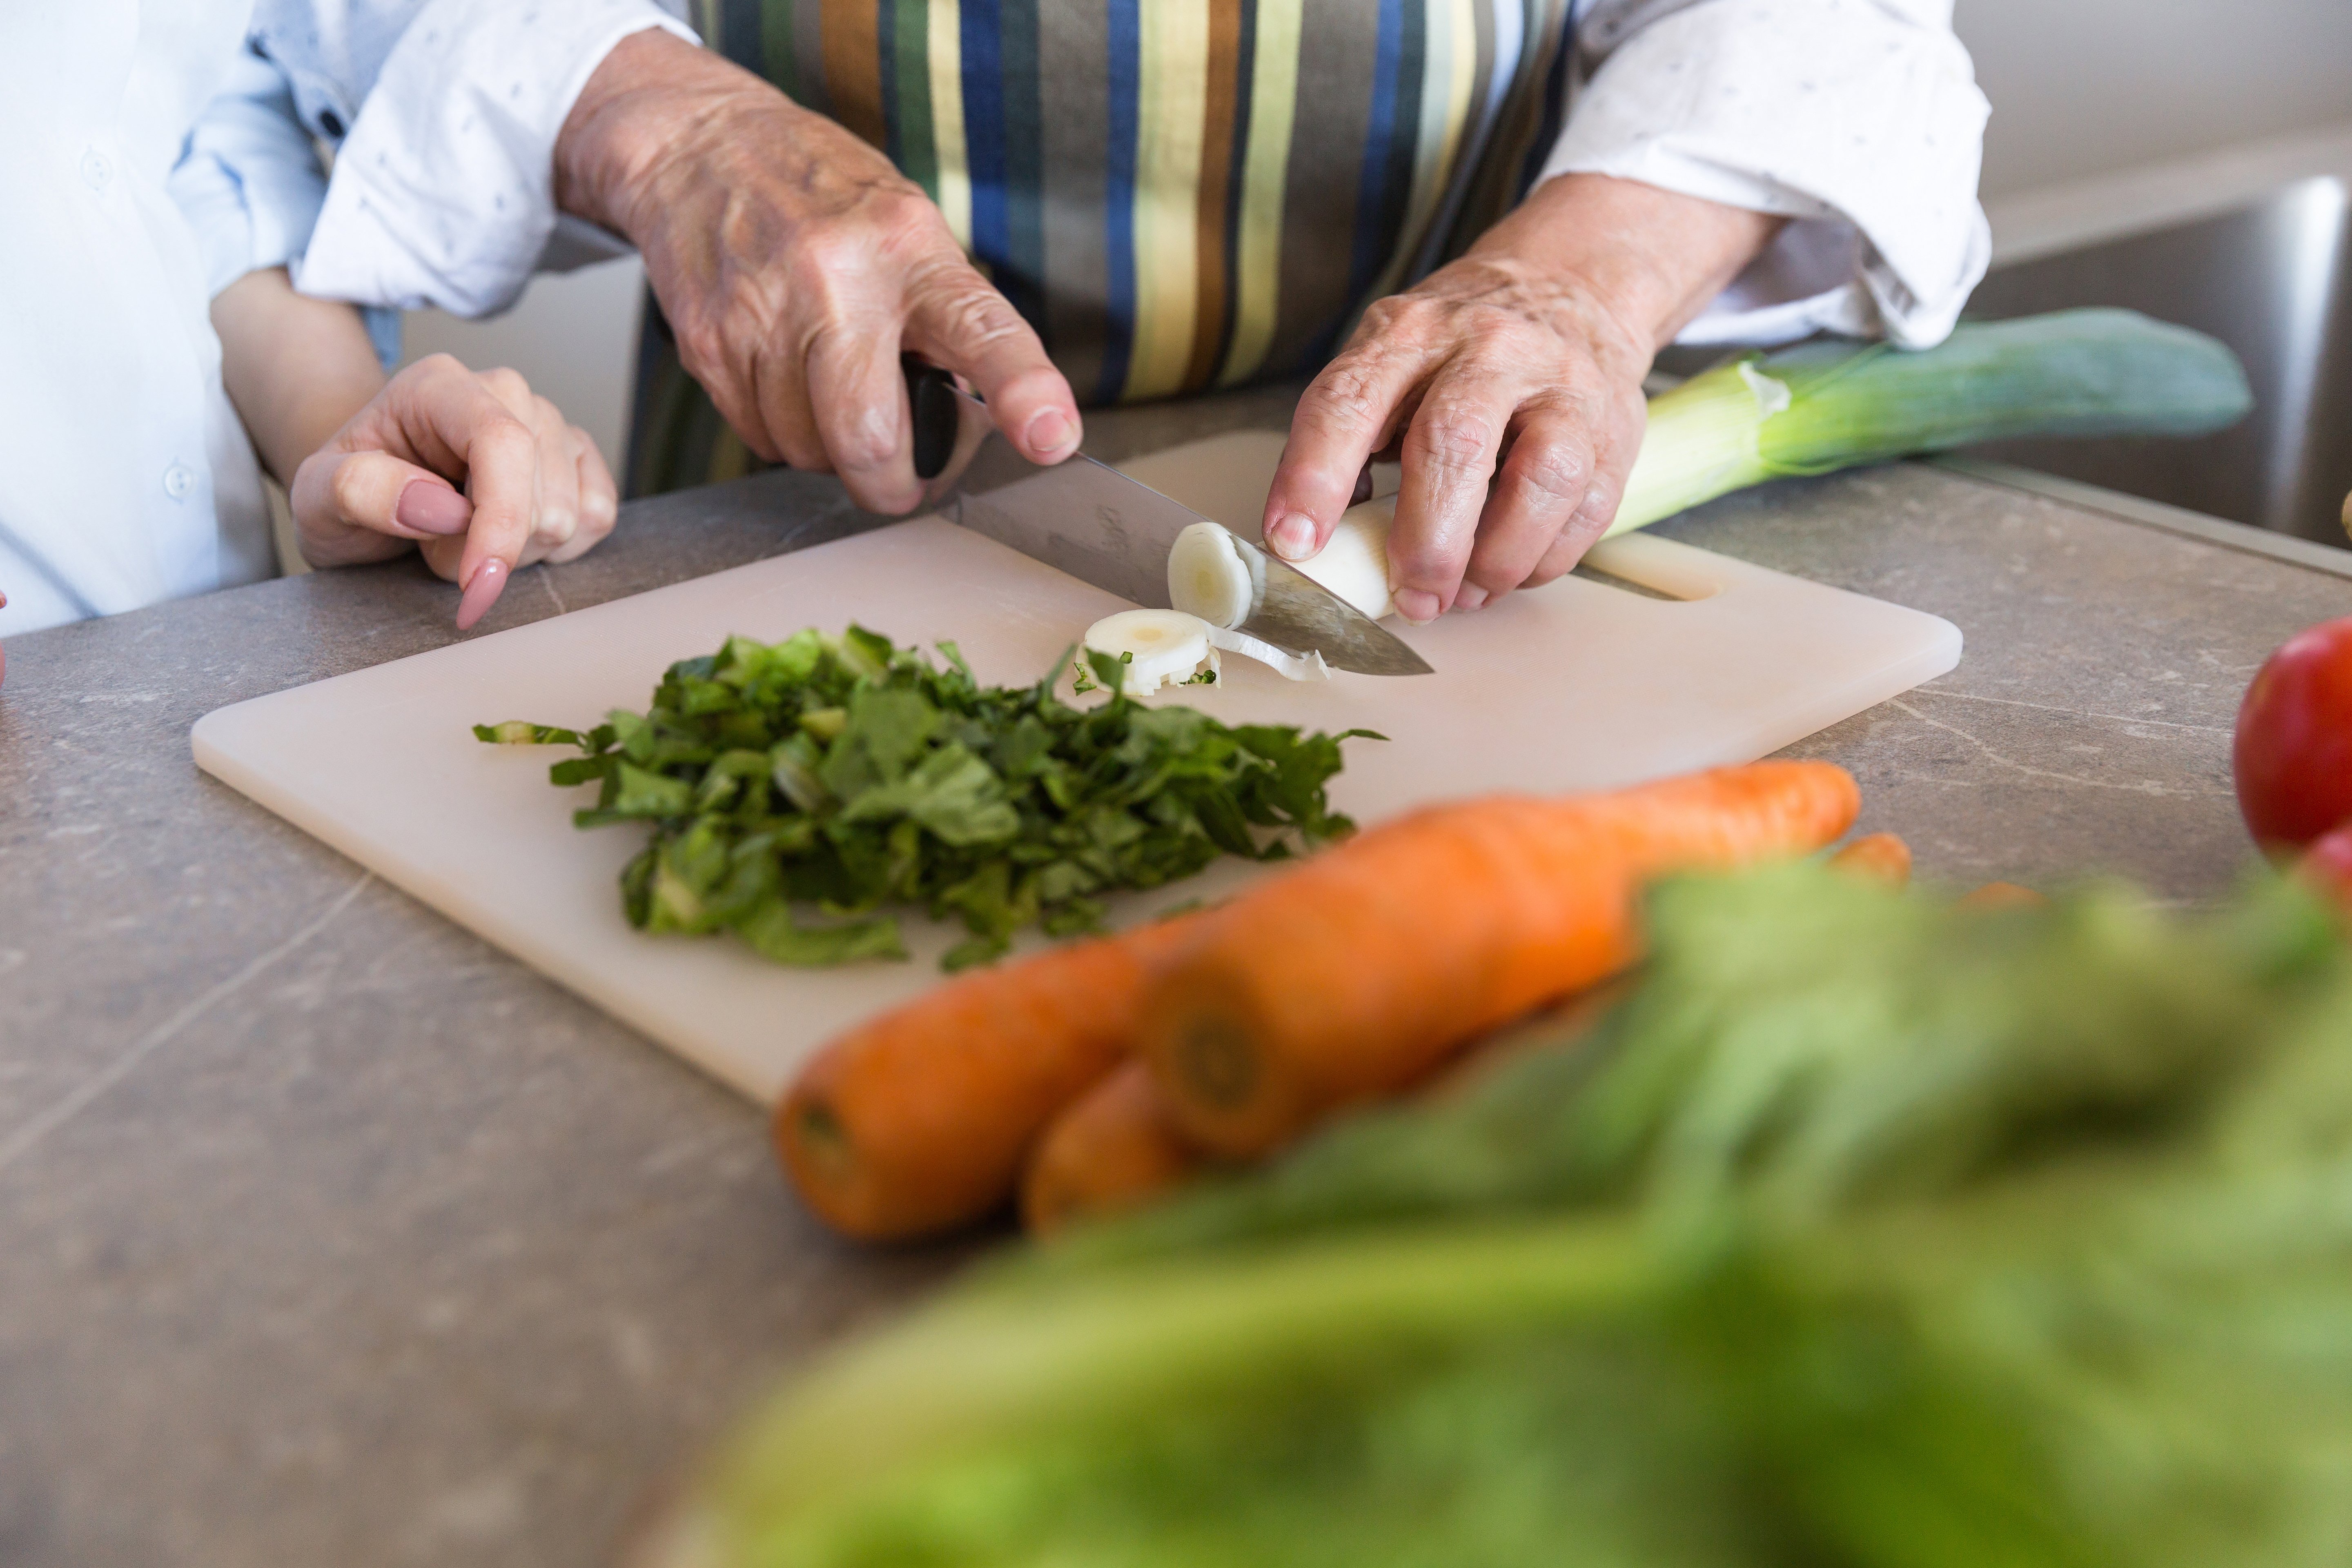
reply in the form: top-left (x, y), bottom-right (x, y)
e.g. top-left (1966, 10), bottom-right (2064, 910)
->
top-left (289, 356), bottom-right (618, 628)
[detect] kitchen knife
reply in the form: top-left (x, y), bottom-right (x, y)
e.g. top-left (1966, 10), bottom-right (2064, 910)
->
top-left (904, 359), bottom-right (1432, 677)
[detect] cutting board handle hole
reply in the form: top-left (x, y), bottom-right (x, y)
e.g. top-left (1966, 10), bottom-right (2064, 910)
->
top-left (1569, 563), bottom-right (1706, 603)
top-left (1574, 535), bottom-right (1727, 602)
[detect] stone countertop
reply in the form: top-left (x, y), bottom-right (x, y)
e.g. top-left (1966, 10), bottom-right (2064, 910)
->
top-left (2, 385), bottom-right (2348, 1567)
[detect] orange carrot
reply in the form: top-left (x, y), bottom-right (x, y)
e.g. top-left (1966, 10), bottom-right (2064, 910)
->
top-left (775, 913), bottom-right (1204, 1241)
top-left (1020, 1062), bottom-right (1204, 1236)
top-left (1137, 762), bottom-right (1860, 1158)
top-left (1958, 880), bottom-right (2047, 910)
top-left (1828, 831), bottom-right (1913, 888)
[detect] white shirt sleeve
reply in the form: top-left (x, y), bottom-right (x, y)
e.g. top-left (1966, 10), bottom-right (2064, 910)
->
top-left (1539, 0), bottom-right (1991, 348)
top-left (287, 0), bottom-right (697, 319)
top-left (166, 49), bottom-right (331, 301)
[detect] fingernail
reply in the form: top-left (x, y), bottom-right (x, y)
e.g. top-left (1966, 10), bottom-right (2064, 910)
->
top-left (1392, 588), bottom-right (1441, 625)
top-left (1267, 512), bottom-right (1316, 561)
top-left (1025, 409), bottom-right (1076, 458)
top-left (1454, 585), bottom-right (1488, 612)
top-left (396, 480), bottom-right (471, 535)
top-left (456, 557), bottom-right (507, 631)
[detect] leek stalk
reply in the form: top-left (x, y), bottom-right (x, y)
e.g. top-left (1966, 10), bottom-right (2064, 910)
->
top-left (1260, 310), bottom-right (2251, 621)
top-left (1608, 307), bottom-right (2252, 538)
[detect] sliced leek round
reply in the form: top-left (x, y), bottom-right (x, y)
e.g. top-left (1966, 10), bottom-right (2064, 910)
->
top-left (1081, 609), bottom-right (1218, 695)
top-left (1168, 522), bottom-right (1256, 629)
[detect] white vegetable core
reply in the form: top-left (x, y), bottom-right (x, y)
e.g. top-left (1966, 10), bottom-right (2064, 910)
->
top-left (1082, 609), bottom-right (1217, 695)
top-left (1292, 498), bottom-right (1398, 621)
top-left (1168, 522), bottom-right (1256, 629)
top-left (1170, 513), bottom-right (1399, 625)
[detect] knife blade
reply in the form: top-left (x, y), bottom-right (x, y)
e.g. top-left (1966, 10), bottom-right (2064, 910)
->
top-left (906, 363), bottom-right (1431, 677)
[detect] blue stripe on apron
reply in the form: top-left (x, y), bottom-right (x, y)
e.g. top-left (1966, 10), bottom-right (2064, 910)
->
top-left (1098, 0), bottom-right (1143, 405)
top-left (962, 0), bottom-right (1009, 267)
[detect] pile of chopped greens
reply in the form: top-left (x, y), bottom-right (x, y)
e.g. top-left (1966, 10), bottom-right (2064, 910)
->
top-left (673, 864), bottom-right (2352, 1568)
top-left (477, 627), bottom-right (1374, 970)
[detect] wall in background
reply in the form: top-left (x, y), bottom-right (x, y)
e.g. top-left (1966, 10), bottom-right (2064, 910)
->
top-left (1960, 0), bottom-right (2352, 198)
top-left (403, 2), bottom-right (2352, 475)
top-left (396, 256), bottom-right (646, 480)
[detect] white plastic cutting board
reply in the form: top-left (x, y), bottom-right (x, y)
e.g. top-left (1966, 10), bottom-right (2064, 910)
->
top-left (193, 432), bottom-right (1958, 1103)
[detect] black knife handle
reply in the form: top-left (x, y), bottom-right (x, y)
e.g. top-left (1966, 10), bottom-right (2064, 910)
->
top-left (903, 354), bottom-right (960, 481)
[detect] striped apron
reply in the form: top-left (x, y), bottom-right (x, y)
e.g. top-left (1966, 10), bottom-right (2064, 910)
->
top-left (632, 0), bottom-right (1575, 495)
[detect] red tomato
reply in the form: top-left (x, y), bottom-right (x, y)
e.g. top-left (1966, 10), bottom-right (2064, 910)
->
top-left (2234, 615), bottom-right (2352, 848)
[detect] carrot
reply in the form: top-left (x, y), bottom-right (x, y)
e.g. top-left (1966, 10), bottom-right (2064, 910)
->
top-left (1137, 762), bottom-right (1861, 1158)
top-left (1828, 831), bottom-right (1913, 887)
top-left (1958, 880), bottom-right (2047, 910)
top-left (775, 913), bottom-right (1204, 1241)
top-left (1020, 1062), bottom-right (1204, 1236)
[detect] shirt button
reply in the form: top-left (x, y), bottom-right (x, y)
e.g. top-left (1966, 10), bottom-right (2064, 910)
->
top-left (80, 146), bottom-right (114, 191)
top-left (163, 463), bottom-right (196, 501)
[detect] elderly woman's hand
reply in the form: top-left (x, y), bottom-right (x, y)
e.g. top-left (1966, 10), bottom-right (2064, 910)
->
top-left (289, 356), bottom-right (618, 628)
top-left (557, 30), bottom-right (1082, 516)
top-left (1262, 175), bottom-right (1780, 622)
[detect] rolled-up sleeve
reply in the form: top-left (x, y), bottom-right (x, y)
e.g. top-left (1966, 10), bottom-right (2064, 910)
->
top-left (1539, 0), bottom-right (1990, 347)
top-left (292, 0), bottom-right (697, 319)
top-left (168, 49), bottom-right (332, 301)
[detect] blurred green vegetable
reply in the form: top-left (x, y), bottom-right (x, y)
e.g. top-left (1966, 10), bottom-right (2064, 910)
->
top-left (661, 863), bottom-right (2352, 1568)
top-left (479, 628), bottom-right (1370, 971)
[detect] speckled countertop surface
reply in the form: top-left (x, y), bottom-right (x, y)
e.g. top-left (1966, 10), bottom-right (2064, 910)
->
top-left (3, 386), bottom-right (2348, 1566)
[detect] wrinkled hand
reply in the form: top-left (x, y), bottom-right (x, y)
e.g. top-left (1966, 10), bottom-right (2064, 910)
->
top-left (559, 30), bottom-right (1081, 514)
top-left (1270, 258), bottom-right (1651, 623)
top-left (289, 356), bottom-right (617, 629)
top-left (1263, 174), bottom-right (1780, 622)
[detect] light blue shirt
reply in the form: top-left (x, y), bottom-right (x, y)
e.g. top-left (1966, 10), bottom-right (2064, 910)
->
top-left (168, 47), bottom-right (402, 370)
top-left (0, 0), bottom-right (686, 636)
top-left (0, 0), bottom-right (275, 634)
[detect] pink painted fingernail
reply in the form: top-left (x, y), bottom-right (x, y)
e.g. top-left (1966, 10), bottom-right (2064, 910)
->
top-left (396, 480), bottom-right (471, 535)
top-left (1267, 512), bottom-right (1316, 560)
top-left (1025, 409), bottom-right (1076, 458)
top-left (455, 557), bottom-right (508, 631)
top-left (1454, 585), bottom-right (1488, 612)
top-left (1392, 588), bottom-right (1440, 625)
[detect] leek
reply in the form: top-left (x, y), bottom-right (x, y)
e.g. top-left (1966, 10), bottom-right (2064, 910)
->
top-left (1300, 309), bottom-right (2253, 620)
top-left (1608, 307), bottom-right (2253, 538)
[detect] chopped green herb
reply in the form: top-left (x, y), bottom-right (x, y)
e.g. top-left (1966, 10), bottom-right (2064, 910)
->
top-left (474, 720), bottom-right (586, 746)
top-left (479, 626), bottom-right (1373, 969)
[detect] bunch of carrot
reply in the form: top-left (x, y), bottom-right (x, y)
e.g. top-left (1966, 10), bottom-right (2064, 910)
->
top-left (775, 761), bottom-right (1877, 1242)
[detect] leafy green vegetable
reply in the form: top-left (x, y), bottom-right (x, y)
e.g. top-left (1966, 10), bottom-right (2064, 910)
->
top-left (479, 627), bottom-right (1374, 970)
top-left (679, 864), bottom-right (2352, 1567)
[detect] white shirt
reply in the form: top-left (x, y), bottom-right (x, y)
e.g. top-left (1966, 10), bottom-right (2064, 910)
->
top-left (0, 2), bottom-right (271, 634)
top-left (1554, 0), bottom-right (1991, 349)
top-left (0, 0), bottom-right (686, 637)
